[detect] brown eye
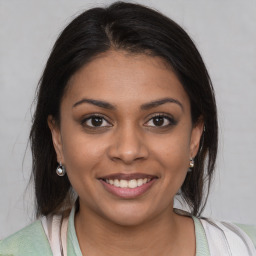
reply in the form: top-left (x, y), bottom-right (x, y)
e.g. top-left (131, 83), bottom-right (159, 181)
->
top-left (91, 116), bottom-right (103, 126)
top-left (82, 115), bottom-right (111, 128)
top-left (145, 114), bottom-right (176, 127)
top-left (152, 116), bottom-right (164, 126)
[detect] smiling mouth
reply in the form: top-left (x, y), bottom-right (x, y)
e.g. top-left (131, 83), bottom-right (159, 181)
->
top-left (98, 173), bottom-right (158, 198)
top-left (102, 177), bottom-right (152, 188)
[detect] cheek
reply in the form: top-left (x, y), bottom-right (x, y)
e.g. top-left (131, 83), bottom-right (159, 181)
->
top-left (150, 131), bottom-right (191, 187)
top-left (60, 125), bottom-right (106, 178)
top-left (60, 131), bottom-right (108, 204)
top-left (153, 132), bottom-right (191, 166)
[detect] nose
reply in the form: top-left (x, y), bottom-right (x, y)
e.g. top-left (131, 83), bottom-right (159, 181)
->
top-left (107, 124), bottom-right (149, 164)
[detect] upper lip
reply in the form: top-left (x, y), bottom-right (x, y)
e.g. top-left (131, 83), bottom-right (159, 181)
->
top-left (98, 173), bottom-right (158, 180)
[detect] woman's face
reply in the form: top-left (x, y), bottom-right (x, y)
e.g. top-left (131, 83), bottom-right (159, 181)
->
top-left (49, 50), bottom-right (203, 226)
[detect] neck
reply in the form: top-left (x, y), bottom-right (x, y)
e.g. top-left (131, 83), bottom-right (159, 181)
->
top-left (74, 203), bottom-right (195, 256)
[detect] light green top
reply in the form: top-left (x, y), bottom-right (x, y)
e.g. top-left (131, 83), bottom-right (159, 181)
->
top-left (66, 208), bottom-right (211, 256)
top-left (1, 207), bottom-right (255, 255)
top-left (0, 219), bottom-right (53, 255)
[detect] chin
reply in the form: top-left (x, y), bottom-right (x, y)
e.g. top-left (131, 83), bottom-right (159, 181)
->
top-left (99, 202), bottom-right (160, 227)
top-left (107, 213), bottom-right (150, 227)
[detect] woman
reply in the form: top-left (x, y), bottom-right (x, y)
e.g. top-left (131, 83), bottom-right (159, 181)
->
top-left (0, 1), bottom-right (255, 255)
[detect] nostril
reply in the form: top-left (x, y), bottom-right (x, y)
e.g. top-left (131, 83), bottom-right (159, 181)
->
top-left (107, 144), bottom-right (149, 164)
top-left (106, 129), bottom-right (150, 165)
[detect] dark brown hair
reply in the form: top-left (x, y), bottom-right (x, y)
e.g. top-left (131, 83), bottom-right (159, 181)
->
top-left (30, 1), bottom-right (218, 217)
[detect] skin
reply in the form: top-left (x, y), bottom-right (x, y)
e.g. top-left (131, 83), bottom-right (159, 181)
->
top-left (48, 50), bottom-right (204, 256)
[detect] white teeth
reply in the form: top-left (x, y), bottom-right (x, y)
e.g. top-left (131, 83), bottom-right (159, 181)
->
top-left (114, 179), bottom-right (120, 187)
top-left (137, 179), bottom-right (143, 186)
top-left (128, 179), bottom-right (137, 188)
top-left (105, 178), bottom-right (151, 188)
top-left (119, 180), bottom-right (128, 188)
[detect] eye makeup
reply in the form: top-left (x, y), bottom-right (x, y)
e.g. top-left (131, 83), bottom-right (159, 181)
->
top-left (78, 111), bottom-right (178, 134)
top-left (144, 113), bottom-right (177, 128)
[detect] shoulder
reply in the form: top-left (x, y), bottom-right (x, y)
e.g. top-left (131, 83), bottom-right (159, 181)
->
top-left (200, 217), bottom-right (256, 254)
top-left (0, 219), bottom-right (52, 256)
top-left (235, 223), bottom-right (256, 248)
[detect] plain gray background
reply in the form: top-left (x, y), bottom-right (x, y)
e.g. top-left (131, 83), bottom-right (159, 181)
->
top-left (0, 0), bottom-right (255, 239)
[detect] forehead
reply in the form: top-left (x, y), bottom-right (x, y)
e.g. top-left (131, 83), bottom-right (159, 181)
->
top-left (63, 50), bottom-right (190, 109)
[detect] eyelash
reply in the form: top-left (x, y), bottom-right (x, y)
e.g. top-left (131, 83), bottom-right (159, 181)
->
top-left (145, 114), bottom-right (177, 128)
top-left (81, 114), bottom-right (112, 129)
top-left (81, 113), bottom-right (176, 129)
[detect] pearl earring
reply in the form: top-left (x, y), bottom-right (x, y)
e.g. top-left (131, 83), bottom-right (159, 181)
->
top-left (188, 158), bottom-right (194, 172)
top-left (189, 158), bottom-right (194, 168)
top-left (56, 162), bottom-right (66, 176)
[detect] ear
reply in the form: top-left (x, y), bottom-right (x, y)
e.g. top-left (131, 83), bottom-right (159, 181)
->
top-left (190, 117), bottom-right (204, 158)
top-left (47, 115), bottom-right (64, 164)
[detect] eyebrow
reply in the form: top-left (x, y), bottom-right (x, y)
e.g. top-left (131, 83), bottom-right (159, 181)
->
top-left (140, 98), bottom-right (184, 111)
top-left (73, 98), bottom-right (116, 110)
top-left (73, 97), bottom-right (183, 111)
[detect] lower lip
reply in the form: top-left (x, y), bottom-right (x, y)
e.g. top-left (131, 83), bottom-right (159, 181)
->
top-left (99, 179), bottom-right (156, 199)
